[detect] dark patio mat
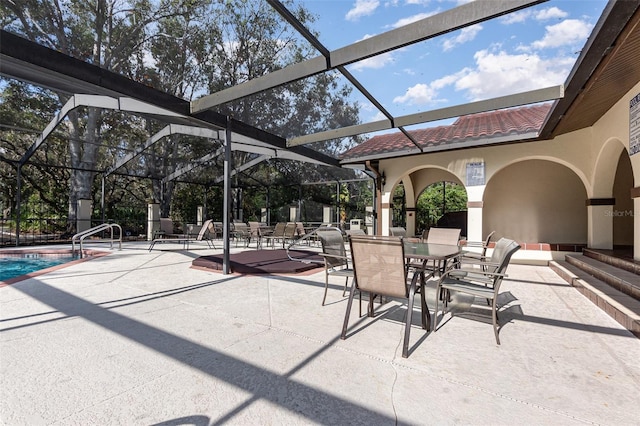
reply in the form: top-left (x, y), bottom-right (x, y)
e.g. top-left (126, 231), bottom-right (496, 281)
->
top-left (192, 249), bottom-right (324, 274)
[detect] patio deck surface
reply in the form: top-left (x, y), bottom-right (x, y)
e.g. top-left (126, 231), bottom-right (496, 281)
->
top-left (1, 242), bottom-right (639, 425)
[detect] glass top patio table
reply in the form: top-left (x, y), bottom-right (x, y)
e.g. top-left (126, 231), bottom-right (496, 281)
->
top-left (403, 242), bottom-right (462, 261)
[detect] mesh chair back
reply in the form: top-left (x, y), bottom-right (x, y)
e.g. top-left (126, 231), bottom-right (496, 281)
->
top-left (284, 222), bottom-right (297, 239)
top-left (197, 220), bottom-right (213, 240)
top-left (349, 235), bottom-right (408, 298)
top-left (389, 227), bottom-right (407, 237)
top-left (488, 238), bottom-right (521, 275)
top-left (232, 222), bottom-right (249, 232)
top-left (317, 227), bottom-right (348, 268)
top-left (160, 218), bottom-right (174, 234)
top-left (248, 221), bottom-right (261, 235)
top-left (426, 228), bottom-right (461, 245)
top-left (271, 222), bottom-right (286, 236)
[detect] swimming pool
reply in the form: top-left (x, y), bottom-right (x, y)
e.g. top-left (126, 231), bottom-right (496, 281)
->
top-left (0, 249), bottom-right (109, 284)
top-left (0, 252), bottom-right (77, 282)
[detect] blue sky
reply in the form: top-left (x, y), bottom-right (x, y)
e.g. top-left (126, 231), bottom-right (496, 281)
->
top-left (298, 0), bottom-right (608, 131)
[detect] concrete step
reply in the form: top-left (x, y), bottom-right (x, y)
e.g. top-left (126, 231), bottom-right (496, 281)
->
top-left (550, 259), bottom-right (640, 338)
top-left (583, 248), bottom-right (640, 275)
top-left (565, 253), bottom-right (640, 301)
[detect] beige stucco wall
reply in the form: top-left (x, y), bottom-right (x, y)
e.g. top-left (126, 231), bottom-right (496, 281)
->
top-left (483, 160), bottom-right (587, 243)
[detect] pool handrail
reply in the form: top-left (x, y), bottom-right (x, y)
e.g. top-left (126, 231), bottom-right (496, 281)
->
top-left (72, 223), bottom-right (122, 258)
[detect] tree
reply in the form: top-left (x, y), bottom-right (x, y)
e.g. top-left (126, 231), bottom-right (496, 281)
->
top-left (1, 0), bottom-right (362, 231)
top-left (1, 0), bottom-right (200, 232)
top-left (416, 181), bottom-right (468, 231)
top-left (199, 0), bottom-right (361, 191)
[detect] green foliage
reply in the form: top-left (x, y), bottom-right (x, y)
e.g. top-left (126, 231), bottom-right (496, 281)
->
top-left (1, 0), bottom-right (363, 233)
top-left (416, 182), bottom-right (467, 232)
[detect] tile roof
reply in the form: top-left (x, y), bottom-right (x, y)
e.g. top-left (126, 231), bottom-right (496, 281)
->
top-left (340, 103), bottom-right (552, 162)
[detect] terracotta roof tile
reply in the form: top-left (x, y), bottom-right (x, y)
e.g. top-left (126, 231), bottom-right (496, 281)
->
top-left (340, 103), bottom-right (552, 161)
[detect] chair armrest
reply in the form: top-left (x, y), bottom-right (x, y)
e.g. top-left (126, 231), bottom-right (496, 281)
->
top-left (458, 257), bottom-right (501, 268)
top-left (318, 253), bottom-right (349, 262)
top-left (463, 241), bottom-right (487, 249)
top-left (442, 268), bottom-right (506, 284)
top-left (460, 251), bottom-right (488, 260)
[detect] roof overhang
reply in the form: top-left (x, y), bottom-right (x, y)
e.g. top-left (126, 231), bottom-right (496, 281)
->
top-left (340, 131), bottom-right (540, 165)
top-left (540, 0), bottom-right (640, 138)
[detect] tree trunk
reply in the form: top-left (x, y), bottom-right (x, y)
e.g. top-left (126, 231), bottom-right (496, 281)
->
top-left (65, 107), bottom-right (100, 234)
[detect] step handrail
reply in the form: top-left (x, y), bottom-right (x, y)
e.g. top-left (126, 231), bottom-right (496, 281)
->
top-left (72, 223), bottom-right (122, 258)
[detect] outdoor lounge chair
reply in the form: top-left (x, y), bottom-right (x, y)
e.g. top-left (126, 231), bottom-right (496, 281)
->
top-left (248, 221), bottom-right (263, 249)
top-left (282, 222), bottom-right (298, 248)
top-left (148, 219), bottom-right (216, 251)
top-left (155, 217), bottom-right (183, 239)
top-left (231, 221), bottom-right (251, 247)
top-left (342, 235), bottom-right (429, 358)
top-left (458, 231), bottom-right (496, 268)
top-left (212, 222), bottom-right (224, 239)
top-left (434, 237), bottom-right (520, 344)
top-left (389, 227), bottom-right (407, 237)
top-left (316, 227), bottom-right (353, 306)
top-left (262, 222), bottom-right (286, 248)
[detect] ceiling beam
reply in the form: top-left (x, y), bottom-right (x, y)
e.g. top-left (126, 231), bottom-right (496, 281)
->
top-left (1, 30), bottom-right (338, 168)
top-left (394, 84), bottom-right (564, 127)
top-left (191, 0), bottom-right (546, 113)
top-left (288, 85), bottom-right (563, 147)
top-left (213, 155), bottom-right (269, 184)
top-left (268, 0), bottom-right (421, 152)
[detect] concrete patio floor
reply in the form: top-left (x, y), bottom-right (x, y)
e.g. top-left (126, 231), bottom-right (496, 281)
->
top-left (1, 242), bottom-right (639, 425)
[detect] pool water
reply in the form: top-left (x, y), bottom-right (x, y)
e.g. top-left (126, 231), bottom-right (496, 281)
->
top-left (0, 254), bottom-right (76, 282)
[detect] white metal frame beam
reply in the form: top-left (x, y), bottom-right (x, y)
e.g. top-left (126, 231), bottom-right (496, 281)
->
top-left (21, 94), bottom-right (330, 182)
top-left (287, 85), bottom-right (564, 147)
top-left (21, 94), bottom-right (188, 166)
top-left (191, 0), bottom-right (545, 113)
top-left (213, 155), bottom-right (269, 184)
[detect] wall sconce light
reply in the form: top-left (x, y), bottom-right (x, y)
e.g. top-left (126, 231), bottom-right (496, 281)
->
top-left (380, 172), bottom-right (386, 186)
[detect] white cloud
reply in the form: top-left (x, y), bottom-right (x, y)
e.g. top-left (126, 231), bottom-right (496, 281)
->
top-left (451, 49), bottom-right (573, 101)
top-left (431, 69), bottom-right (470, 91)
top-left (534, 7), bottom-right (568, 21)
top-left (393, 83), bottom-right (438, 105)
top-left (392, 69), bottom-right (471, 106)
top-left (350, 52), bottom-right (395, 71)
top-left (500, 10), bottom-right (530, 24)
top-left (346, 0), bottom-right (380, 21)
top-left (531, 19), bottom-right (593, 49)
top-left (442, 24), bottom-right (482, 51)
top-left (370, 111), bottom-right (389, 122)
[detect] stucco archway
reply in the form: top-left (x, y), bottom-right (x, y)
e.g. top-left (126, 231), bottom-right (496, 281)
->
top-left (484, 159), bottom-right (588, 244)
top-left (591, 138), bottom-right (635, 249)
top-left (612, 151), bottom-right (634, 247)
top-left (387, 167), bottom-right (465, 236)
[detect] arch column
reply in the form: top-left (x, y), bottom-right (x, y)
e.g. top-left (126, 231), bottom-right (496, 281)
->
top-left (403, 178), bottom-right (416, 236)
top-left (466, 185), bottom-right (485, 242)
top-left (587, 198), bottom-right (614, 249)
top-left (406, 207), bottom-right (416, 236)
top-left (381, 189), bottom-right (392, 236)
top-left (633, 187), bottom-right (640, 260)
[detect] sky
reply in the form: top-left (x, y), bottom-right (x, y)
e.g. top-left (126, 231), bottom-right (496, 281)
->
top-left (296, 0), bottom-right (609, 133)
